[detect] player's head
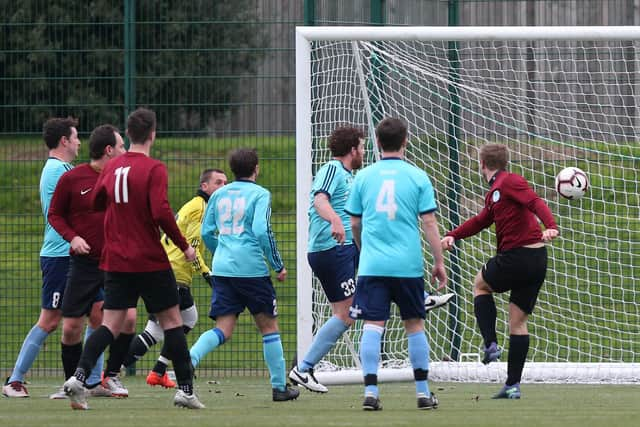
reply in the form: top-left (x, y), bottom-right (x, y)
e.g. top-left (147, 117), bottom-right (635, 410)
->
top-left (375, 118), bottom-right (407, 152)
top-left (229, 148), bottom-right (259, 180)
top-left (43, 117), bottom-right (80, 159)
top-left (200, 168), bottom-right (228, 196)
top-left (89, 124), bottom-right (126, 161)
top-left (479, 144), bottom-right (509, 172)
top-left (126, 108), bottom-right (156, 145)
top-left (329, 126), bottom-right (365, 170)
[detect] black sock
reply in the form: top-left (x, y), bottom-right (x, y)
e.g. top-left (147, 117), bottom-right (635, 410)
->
top-left (61, 342), bottom-right (83, 380)
top-left (76, 326), bottom-right (114, 378)
top-left (105, 333), bottom-right (135, 377)
top-left (163, 326), bottom-right (193, 395)
top-left (153, 357), bottom-right (168, 375)
top-left (474, 294), bottom-right (498, 347)
top-left (123, 331), bottom-right (157, 368)
top-left (506, 334), bottom-right (529, 386)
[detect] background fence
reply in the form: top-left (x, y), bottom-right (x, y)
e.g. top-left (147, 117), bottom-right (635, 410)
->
top-left (1, 0), bottom-right (638, 379)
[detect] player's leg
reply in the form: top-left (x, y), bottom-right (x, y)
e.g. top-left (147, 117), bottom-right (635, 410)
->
top-left (473, 266), bottom-right (502, 364)
top-left (396, 278), bottom-right (438, 410)
top-left (124, 315), bottom-right (164, 367)
top-left (291, 246), bottom-right (355, 393)
top-left (85, 299), bottom-right (106, 387)
top-left (145, 269), bottom-right (202, 409)
top-left (148, 286), bottom-right (197, 388)
top-left (352, 277), bottom-right (388, 411)
top-left (3, 257), bottom-right (67, 398)
top-left (190, 276), bottom-right (239, 367)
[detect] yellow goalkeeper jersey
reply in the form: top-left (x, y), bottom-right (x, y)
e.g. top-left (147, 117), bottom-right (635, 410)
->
top-left (161, 192), bottom-right (211, 286)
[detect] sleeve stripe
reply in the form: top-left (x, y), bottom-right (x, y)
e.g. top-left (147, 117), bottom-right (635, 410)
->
top-left (265, 203), bottom-right (284, 270)
top-left (319, 164), bottom-right (336, 194)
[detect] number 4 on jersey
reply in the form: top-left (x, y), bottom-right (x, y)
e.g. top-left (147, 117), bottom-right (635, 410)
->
top-left (376, 179), bottom-right (397, 220)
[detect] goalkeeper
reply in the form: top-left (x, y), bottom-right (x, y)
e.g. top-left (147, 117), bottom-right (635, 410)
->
top-left (122, 168), bottom-right (227, 388)
top-left (441, 143), bottom-right (558, 399)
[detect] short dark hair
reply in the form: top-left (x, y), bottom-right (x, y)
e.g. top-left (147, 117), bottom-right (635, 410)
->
top-left (43, 117), bottom-right (78, 149)
top-left (89, 124), bottom-right (119, 160)
top-left (199, 168), bottom-right (225, 184)
top-left (126, 108), bottom-right (156, 144)
top-left (229, 148), bottom-right (258, 179)
top-left (328, 126), bottom-right (365, 157)
top-left (375, 117), bottom-right (407, 152)
top-left (480, 144), bottom-right (509, 170)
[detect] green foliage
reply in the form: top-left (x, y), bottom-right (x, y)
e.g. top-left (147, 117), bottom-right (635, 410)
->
top-left (0, 0), bottom-right (265, 133)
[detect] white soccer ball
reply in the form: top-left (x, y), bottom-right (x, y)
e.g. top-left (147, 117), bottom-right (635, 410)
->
top-left (555, 167), bottom-right (589, 200)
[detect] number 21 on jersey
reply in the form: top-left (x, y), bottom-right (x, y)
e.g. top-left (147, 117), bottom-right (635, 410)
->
top-left (218, 196), bottom-right (246, 234)
top-left (376, 179), bottom-right (397, 220)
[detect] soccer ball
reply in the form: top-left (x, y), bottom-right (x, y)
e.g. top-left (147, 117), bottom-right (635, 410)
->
top-left (555, 167), bottom-right (589, 200)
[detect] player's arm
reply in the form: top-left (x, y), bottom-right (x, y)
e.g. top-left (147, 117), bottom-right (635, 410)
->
top-left (252, 192), bottom-right (285, 276)
top-left (149, 164), bottom-right (192, 259)
top-left (92, 171), bottom-right (107, 212)
top-left (314, 192), bottom-right (345, 244)
top-left (508, 174), bottom-right (559, 241)
top-left (183, 207), bottom-right (211, 275)
top-left (442, 206), bottom-right (493, 250)
top-left (200, 198), bottom-right (219, 254)
top-left (420, 212), bottom-right (447, 289)
top-left (48, 173), bottom-right (91, 254)
top-left (350, 215), bottom-right (362, 250)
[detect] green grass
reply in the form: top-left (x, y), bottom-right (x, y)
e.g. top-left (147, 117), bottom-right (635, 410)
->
top-left (1, 377), bottom-right (638, 427)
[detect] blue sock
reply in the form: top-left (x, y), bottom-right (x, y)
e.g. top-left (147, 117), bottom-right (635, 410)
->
top-left (262, 332), bottom-right (285, 391)
top-left (299, 316), bottom-right (349, 372)
top-left (85, 326), bottom-right (105, 385)
top-left (189, 328), bottom-right (225, 367)
top-left (361, 324), bottom-right (383, 397)
top-left (408, 331), bottom-right (430, 396)
top-left (9, 325), bottom-right (49, 383)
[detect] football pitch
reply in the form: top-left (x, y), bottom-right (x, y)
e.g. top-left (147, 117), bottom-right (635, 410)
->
top-left (1, 376), bottom-right (637, 427)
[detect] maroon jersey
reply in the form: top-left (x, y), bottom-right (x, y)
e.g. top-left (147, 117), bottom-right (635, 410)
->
top-left (447, 171), bottom-right (557, 252)
top-left (48, 163), bottom-right (105, 260)
top-left (93, 152), bottom-right (188, 272)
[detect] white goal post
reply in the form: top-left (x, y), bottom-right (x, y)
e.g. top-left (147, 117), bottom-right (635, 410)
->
top-left (296, 26), bottom-right (640, 384)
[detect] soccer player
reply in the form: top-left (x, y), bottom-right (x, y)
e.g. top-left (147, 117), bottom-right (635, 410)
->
top-left (289, 126), bottom-right (454, 394)
top-left (189, 148), bottom-right (299, 402)
top-left (123, 168), bottom-right (228, 388)
top-left (345, 118), bottom-right (447, 411)
top-left (63, 108), bottom-right (203, 410)
top-left (48, 124), bottom-right (137, 399)
top-left (441, 143), bottom-right (558, 399)
top-left (2, 118), bottom-right (104, 398)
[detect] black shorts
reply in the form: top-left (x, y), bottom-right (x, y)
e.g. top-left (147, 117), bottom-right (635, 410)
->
top-left (103, 269), bottom-right (179, 314)
top-left (61, 256), bottom-right (105, 318)
top-left (482, 246), bottom-right (547, 314)
top-left (148, 284), bottom-right (194, 322)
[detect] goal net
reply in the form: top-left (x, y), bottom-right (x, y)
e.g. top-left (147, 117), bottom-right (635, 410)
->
top-left (295, 27), bottom-right (640, 384)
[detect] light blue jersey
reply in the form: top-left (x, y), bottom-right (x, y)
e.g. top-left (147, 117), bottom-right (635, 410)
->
top-left (202, 179), bottom-right (284, 277)
top-left (345, 157), bottom-right (437, 277)
top-left (308, 159), bottom-right (354, 252)
top-left (39, 157), bottom-right (73, 257)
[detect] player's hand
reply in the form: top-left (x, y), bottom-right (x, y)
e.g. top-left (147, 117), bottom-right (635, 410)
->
top-left (202, 272), bottom-right (214, 288)
top-left (330, 218), bottom-right (346, 244)
top-left (441, 236), bottom-right (455, 251)
top-left (431, 262), bottom-right (447, 290)
top-left (70, 236), bottom-right (91, 255)
top-left (542, 228), bottom-right (559, 242)
top-left (276, 268), bottom-right (287, 282)
top-left (183, 245), bottom-right (196, 262)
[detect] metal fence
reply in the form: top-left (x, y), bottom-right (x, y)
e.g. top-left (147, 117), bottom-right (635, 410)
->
top-left (1, 0), bottom-right (637, 379)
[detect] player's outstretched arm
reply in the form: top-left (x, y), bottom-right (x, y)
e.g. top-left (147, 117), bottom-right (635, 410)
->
top-left (421, 212), bottom-right (447, 289)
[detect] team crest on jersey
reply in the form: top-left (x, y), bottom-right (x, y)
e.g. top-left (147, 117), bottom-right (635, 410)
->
top-left (492, 190), bottom-right (501, 202)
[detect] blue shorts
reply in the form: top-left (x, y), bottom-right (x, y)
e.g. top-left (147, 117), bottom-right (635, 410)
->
top-left (349, 276), bottom-right (425, 321)
top-left (40, 256), bottom-right (70, 309)
top-left (308, 244), bottom-right (358, 302)
top-left (209, 276), bottom-right (277, 319)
